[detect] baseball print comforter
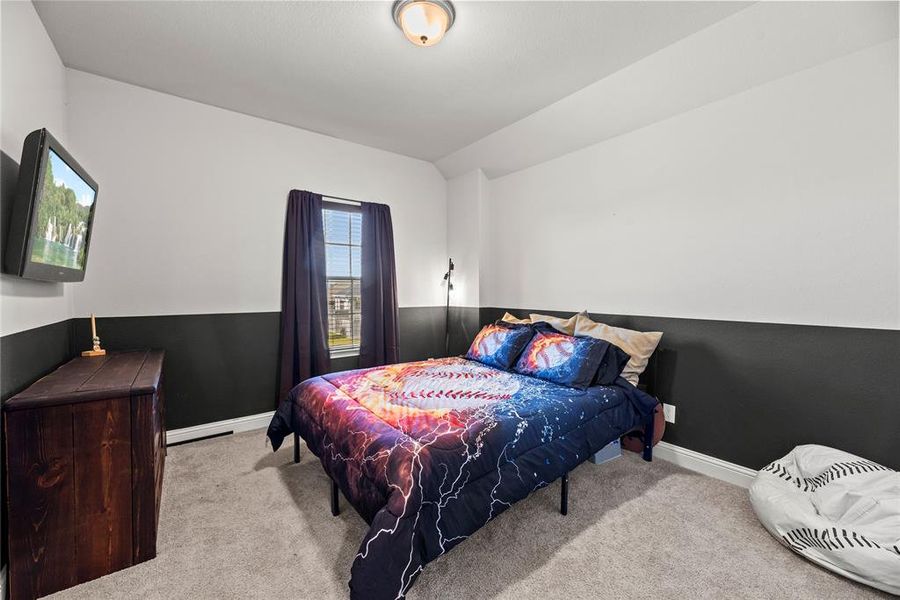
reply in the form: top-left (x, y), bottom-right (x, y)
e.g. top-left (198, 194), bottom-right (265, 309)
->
top-left (267, 356), bottom-right (657, 599)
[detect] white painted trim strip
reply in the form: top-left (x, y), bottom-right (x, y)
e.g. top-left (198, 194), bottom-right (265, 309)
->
top-left (654, 441), bottom-right (758, 488)
top-left (0, 565), bottom-right (6, 600)
top-left (164, 412), bottom-right (758, 490)
top-left (166, 411), bottom-right (274, 445)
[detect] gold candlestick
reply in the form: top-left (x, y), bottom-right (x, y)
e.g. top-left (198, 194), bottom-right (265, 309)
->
top-left (81, 313), bottom-right (107, 357)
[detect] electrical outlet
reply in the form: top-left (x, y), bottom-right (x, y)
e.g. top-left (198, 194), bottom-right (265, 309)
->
top-left (663, 403), bottom-right (676, 424)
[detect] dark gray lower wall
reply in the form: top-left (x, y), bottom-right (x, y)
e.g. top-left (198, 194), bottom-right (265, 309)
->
top-left (7, 306), bottom-right (897, 470)
top-left (0, 318), bottom-right (72, 401)
top-left (71, 313), bottom-right (282, 430)
top-left (482, 307), bottom-right (900, 471)
top-left (2, 306), bottom-right (471, 431)
top-left (69, 307), bottom-right (470, 430)
top-left (447, 306), bottom-right (481, 356)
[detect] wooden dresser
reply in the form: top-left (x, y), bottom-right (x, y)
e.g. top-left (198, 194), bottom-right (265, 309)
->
top-left (3, 350), bottom-right (166, 600)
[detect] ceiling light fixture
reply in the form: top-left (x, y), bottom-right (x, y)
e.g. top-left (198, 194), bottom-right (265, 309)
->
top-left (392, 0), bottom-right (455, 47)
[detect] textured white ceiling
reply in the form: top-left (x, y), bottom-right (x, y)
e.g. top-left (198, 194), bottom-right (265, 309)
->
top-left (34, 1), bottom-right (748, 161)
top-left (438, 1), bottom-right (899, 178)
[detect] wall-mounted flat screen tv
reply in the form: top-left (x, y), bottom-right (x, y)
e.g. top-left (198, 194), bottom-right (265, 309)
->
top-left (4, 128), bottom-right (98, 282)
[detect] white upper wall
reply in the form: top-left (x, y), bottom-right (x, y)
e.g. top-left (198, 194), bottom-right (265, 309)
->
top-left (446, 169), bottom-right (487, 308)
top-left (0, 1), bottom-right (71, 335)
top-left (483, 40), bottom-right (899, 330)
top-left (66, 70), bottom-right (447, 318)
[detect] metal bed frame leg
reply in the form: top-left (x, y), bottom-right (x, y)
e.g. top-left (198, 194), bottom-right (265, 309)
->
top-left (560, 472), bottom-right (569, 516)
top-left (643, 407), bottom-right (655, 462)
top-left (331, 479), bottom-right (341, 516)
top-left (293, 432), bottom-right (300, 464)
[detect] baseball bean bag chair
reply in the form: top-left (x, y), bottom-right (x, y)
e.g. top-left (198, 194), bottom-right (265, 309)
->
top-left (750, 445), bottom-right (900, 595)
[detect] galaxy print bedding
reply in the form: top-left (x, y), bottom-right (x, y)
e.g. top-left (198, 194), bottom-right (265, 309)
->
top-left (267, 356), bottom-right (657, 600)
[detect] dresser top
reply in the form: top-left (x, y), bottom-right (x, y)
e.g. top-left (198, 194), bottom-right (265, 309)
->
top-left (4, 349), bottom-right (164, 412)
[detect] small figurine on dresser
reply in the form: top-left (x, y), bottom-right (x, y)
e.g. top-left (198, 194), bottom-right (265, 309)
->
top-left (81, 313), bottom-right (107, 357)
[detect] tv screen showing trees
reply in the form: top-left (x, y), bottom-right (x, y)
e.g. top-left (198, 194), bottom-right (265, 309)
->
top-left (31, 148), bottom-right (96, 271)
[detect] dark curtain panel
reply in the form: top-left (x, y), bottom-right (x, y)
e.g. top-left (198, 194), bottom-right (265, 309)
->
top-left (359, 202), bottom-right (400, 367)
top-left (278, 190), bottom-right (331, 402)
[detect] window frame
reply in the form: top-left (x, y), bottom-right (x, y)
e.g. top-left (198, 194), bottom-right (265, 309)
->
top-left (323, 200), bottom-right (362, 358)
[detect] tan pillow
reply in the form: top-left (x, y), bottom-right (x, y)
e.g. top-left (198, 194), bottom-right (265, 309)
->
top-left (574, 313), bottom-right (662, 386)
top-left (501, 312), bottom-right (531, 325)
top-left (528, 311), bottom-right (586, 336)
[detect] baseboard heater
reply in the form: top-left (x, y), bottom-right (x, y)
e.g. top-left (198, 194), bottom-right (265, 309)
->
top-left (166, 430), bottom-right (233, 447)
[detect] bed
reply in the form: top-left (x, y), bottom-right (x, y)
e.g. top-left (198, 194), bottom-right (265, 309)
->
top-left (267, 355), bottom-right (658, 599)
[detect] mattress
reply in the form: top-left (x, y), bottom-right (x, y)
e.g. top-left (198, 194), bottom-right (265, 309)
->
top-left (267, 356), bottom-right (657, 599)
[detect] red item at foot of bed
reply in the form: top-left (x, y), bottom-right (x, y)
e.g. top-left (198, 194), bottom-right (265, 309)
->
top-left (621, 403), bottom-right (665, 453)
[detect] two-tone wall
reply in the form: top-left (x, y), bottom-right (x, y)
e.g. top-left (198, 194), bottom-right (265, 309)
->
top-left (463, 13), bottom-right (899, 470)
top-left (0, 2), bottom-right (74, 399)
top-left (3, 64), bottom-right (451, 430)
top-left (0, 0), bottom-right (74, 572)
top-left (57, 71), bottom-right (450, 429)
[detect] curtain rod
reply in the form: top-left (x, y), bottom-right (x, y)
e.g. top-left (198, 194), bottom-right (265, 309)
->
top-left (322, 195), bottom-right (362, 206)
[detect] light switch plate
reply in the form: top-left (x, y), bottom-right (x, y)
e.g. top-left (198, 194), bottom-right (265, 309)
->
top-left (663, 403), bottom-right (676, 424)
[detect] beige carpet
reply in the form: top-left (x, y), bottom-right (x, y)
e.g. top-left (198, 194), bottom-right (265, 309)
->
top-left (49, 430), bottom-right (887, 600)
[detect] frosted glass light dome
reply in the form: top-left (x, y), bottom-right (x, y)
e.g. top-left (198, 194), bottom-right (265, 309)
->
top-left (392, 0), bottom-right (455, 47)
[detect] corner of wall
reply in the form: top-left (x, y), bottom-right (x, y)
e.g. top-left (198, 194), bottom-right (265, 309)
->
top-left (0, 0), bottom-right (74, 337)
top-left (446, 169), bottom-right (489, 309)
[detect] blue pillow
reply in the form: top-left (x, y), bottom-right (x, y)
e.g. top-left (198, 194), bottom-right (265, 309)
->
top-left (465, 323), bottom-right (534, 370)
top-left (514, 323), bottom-right (608, 389)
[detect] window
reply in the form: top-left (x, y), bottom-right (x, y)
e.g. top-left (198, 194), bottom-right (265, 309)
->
top-left (323, 204), bottom-right (362, 356)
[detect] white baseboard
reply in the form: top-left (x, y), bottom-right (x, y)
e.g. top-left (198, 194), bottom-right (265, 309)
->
top-left (164, 412), bottom-right (757, 489)
top-left (166, 411), bottom-right (274, 445)
top-left (654, 441), bottom-right (758, 488)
